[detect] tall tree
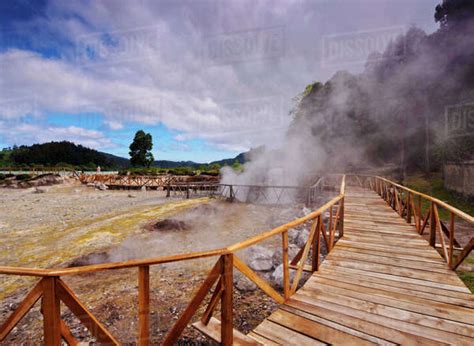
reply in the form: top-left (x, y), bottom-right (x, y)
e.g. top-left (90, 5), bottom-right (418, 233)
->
top-left (435, 0), bottom-right (474, 30)
top-left (129, 130), bottom-right (154, 167)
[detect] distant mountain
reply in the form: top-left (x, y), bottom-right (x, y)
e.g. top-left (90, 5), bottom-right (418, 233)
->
top-left (209, 152), bottom-right (246, 167)
top-left (102, 151), bottom-right (247, 169)
top-left (152, 152), bottom-right (247, 168)
top-left (100, 152), bottom-right (130, 168)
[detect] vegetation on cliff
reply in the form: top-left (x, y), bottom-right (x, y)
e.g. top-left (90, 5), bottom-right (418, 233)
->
top-left (291, 0), bottom-right (474, 176)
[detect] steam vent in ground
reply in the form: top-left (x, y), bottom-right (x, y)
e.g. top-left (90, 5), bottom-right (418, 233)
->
top-left (0, 0), bottom-right (473, 344)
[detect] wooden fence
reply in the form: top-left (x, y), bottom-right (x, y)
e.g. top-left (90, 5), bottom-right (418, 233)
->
top-left (1, 174), bottom-right (472, 345)
top-left (0, 167), bottom-right (78, 176)
top-left (79, 173), bottom-right (174, 187)
top-left (0, 176), bottom-right (345, 345)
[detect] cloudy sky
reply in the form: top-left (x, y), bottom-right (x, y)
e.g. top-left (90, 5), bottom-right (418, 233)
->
top-left (0, 0), bottom-right (440, 162)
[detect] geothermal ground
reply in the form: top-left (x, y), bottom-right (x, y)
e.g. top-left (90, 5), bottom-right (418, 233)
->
top-left (0, 179), bottom-right (313, 344)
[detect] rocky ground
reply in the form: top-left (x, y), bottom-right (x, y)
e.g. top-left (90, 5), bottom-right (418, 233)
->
top-left (0, 179), bottom-right (325, 344)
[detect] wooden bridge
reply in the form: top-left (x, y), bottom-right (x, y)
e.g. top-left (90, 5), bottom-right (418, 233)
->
top-left (244, 185), bottom-right (474, 345)
top-left (0, 175), bottom-right (473, 345)
top-left (79, 173), bottom-right (324, 205)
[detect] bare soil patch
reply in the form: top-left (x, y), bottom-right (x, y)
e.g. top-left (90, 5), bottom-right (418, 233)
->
top-left (145, 219), bottom-right (191, 232)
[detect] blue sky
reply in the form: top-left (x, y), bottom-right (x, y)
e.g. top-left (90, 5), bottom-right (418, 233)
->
top-left (0, 0), bottom-right (440, 162)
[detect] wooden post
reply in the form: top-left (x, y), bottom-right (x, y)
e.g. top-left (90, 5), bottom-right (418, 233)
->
top-left (166, 183), bottom-right (170, 198)
top-left (221, 254), bottom-right (233, 346)
top-left (339, 198), bottom-right (344, 237)
top-left (406, 193), bottom-right (411, 224)
top-left (418, 195), bottom-right (422, 232)
top-left (282, 231), bottom-right (290, 299)
top-left (449, 213), bottom-right (454, 267)
top-left (429, 202), bottom-right (436, 247)
top-left (229, 185), bottom-right (234, 202)
top-left (138, 266), bottom-right (150, 346)
top-left (42, 277), bottom-right (61, 346)
top-left (186, 186), bottom-right (190, 199)
top-left (312, 216), bottom-right (322, 272)
top-left (329, 206), bottom-right (333, 239)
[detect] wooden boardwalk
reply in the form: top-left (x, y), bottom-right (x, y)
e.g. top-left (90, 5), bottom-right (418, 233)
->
top-left (1, 177), bottom-right (472, 344)
top-left (248, 186), bottom-right (474, 345)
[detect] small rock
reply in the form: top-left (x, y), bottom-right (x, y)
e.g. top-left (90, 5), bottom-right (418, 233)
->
top-left (245, 245), bottom-right (274, 271)
top-left (271, 264), bottom-right (296, 288)
top-left (295, 228), bottom-right (310, 248)
top-left (272, 244), bottom-right (300, 267)
top-left (94, 182), bottom-right (108, 190)
top-left (288, 228), bottom-right (299, 244)
top-left (233, 271), bottom-right (257, 292)
top-left (127, 194), bottom-right (136, 198)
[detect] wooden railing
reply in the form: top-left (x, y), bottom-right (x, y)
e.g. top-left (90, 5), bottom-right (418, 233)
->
top-left (79, 173), bottom-right (174, 187)
top-left (362, 176), bottom-right (474, 270)
top-left (0, 167), bottom-right (78, 175)
top-left (0, 176), bottom-right (346, 345)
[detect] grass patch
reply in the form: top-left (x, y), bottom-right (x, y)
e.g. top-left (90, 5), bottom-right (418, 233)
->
top-left (457, 271), bottom-right (474, 293)
top-left (403, 173), bottom-right (474, 220)
top-left (465, 257), bottom-right (474, 265)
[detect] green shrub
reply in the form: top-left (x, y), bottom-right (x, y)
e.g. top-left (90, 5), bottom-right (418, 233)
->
top-left (118, 167), bottom-right (168, 176)
top-left (167, 167), bottom-right (195, 176)
top-left (200, 170), bottom-right (220, 176)
top-left (15, 174), bottom-right (32, 181)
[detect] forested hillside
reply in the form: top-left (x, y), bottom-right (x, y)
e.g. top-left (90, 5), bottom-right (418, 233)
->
top-left (7, 141), bottom-right (114, 169)
top-left (290, 0), bottom-right (474, 176)
top-left (0, 141), bottom-right (247, 170)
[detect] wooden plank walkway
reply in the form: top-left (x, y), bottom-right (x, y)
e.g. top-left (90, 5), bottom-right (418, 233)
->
top-left (249, 186), bottom-right (474, 345)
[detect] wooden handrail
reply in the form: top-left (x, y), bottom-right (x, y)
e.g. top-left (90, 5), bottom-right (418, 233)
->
top-left (375, 176), bottom-right (474, 224)
top-left (228, 194), bottom-right (343, 252)
top-left (0, 174), bottom-right (344, 344)
top-left (0, 248), bottom-right (228, 277)
top-left (369, 176), bottom-right (473, 271)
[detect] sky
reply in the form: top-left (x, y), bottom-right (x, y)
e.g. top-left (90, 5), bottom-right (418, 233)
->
top-left (0, 0), bottom-right (440, 162)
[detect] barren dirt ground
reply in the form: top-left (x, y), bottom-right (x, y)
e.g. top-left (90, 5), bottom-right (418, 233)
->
top-left (0, 180), bottom-right (305, 344)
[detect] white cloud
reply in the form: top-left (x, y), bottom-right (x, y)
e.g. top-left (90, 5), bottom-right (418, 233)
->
top-left (0, 0), bottom-right (440, 154)
top-left (173, 134), bottom-right (186, 142)
top-left (0, 121), bottom-right (115, 149)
